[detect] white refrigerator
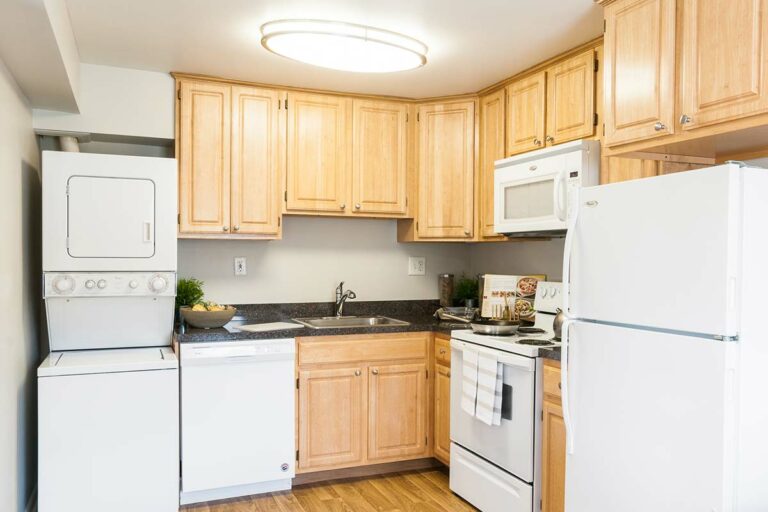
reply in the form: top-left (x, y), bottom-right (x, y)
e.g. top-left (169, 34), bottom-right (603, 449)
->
top-left (561, 163), bottom-right (768, 512)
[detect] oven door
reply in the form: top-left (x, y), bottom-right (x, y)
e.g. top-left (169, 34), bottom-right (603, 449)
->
top-left (450, 339), bottom-right (536, 482)
top-left (494, 155), bottom-right (569, 235)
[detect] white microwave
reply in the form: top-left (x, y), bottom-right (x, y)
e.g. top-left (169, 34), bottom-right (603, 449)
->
top-left (494, 139), bottom-right (600, 237)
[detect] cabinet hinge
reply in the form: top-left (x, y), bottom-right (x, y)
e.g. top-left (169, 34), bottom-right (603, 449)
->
top-left (284, 191), bottom-right (288, 202)
top-left (540, 499), bottom-right (543, 511)
top-left (425, 436), bottom-right (428, 445)
top-left (416, 221), bottom-right (419, 231)
top-left (278, 217), bottom-right (281, 227)
top-left (296, 450), bottom-right (299, 461)
top-left (417, 112), bottom-right (420, 122)
top-left (594, 59), bottom-right (599, 73)
top-left (541, 410), bottom-right (544, 421)
top-left (594, 113), bottom-right (599, 127)
top-left (406, 113), bottom-right (409, 122)
top-left (296, 377), bottom-right (299, 389)
top-left (602, 123), bottom-right (605, 136)
top-left (405, 197), bottom-right (408, 207)
top-left (284, 99), bottom-right (288, 110)
top-left (426, 369), bottom-right (429, 379)
top-left (177, 213), bottom-right (180, 225)
top-left (177, 88), bottom-right (182, 101)
top-left (603, 19), bottom-right (606, 33)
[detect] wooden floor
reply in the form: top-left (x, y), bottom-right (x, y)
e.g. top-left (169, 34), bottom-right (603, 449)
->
top-left (181, 470), bottom-right (478, 511)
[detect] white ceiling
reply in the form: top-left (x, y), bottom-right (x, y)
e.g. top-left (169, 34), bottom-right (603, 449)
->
top-left (64, 0), bottom-right (603, 99)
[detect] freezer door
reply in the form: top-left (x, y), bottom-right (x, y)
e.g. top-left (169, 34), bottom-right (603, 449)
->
top-left (563, 321), bottom-right (737, 512)
top-left (569, 164), bottom-right (741, 337)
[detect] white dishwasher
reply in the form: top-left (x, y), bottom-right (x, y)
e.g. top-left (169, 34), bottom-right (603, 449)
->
top-left (179, 338), bottom-right (295, 505)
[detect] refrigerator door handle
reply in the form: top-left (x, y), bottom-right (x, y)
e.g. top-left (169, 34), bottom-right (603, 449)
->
top-left (560, 188), bottom-right (580, 454)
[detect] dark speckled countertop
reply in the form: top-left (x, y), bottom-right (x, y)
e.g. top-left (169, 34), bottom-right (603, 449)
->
top-left (176, 299), bottom-right (560, 361)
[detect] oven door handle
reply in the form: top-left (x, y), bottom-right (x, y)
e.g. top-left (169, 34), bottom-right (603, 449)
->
top-left (450, 339), bottom-right (535, 372)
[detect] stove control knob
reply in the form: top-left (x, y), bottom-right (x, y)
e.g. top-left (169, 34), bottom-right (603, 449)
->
top-left (85, 279), bottom-right (96, 290)
top-left (149, 275), bottom-right (168, 293)
top-left (97, 279), bottom-right (107, 289)
top-left (129, 280), bottom-right (139, 289)
top-left (53, 275), bottom-right (75, 294)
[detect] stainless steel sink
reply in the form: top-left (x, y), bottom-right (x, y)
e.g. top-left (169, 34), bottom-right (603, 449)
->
top-left (292, 316), bottom-right (410, 329)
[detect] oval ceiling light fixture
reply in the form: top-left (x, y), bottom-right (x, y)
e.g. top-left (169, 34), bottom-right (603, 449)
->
top-left (261, 20), bottom-right (427, 73)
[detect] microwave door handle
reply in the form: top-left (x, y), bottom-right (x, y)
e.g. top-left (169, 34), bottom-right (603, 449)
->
top-left (554, 170), bottom-right (567, 221)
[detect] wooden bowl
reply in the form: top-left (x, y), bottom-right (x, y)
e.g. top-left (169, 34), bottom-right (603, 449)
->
top-left (180, 306), bottom-right (237, 329)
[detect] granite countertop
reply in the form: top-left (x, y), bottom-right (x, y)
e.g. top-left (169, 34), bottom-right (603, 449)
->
top-left (176, 299), bottom-right (560, 361)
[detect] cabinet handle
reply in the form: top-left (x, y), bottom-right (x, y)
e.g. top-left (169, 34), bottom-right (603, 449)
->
top-left (558, 382), bottom-right (562, 390)
top-left (355, 203), bottom-right (361, 210)
top-left (222, 226), bottom-right (229, 232)
top-left (653, 122), bottom-right (666, 131)
top-left (233, 225), bottom-right (240, 232)
top-left (529, 165), bottom-right (538, 172)
top-left (679, 114), bottom-right (692, 125)
top-left (372, 368), bottom-right (379, 375)
top-left (545, 135), bottom-right (554, 143)
top-left (464, 230), bottom-right (471, 236)
top-left (354, 370), bottom-right (361, 377)
top-left (533, 138), bottom-right (542, 146)
top-left (340, 204), bottom-right (346, 210)
top-left (447, 371), bottom-right (451, 377)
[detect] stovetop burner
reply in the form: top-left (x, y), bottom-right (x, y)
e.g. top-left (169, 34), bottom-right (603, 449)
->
top-left (517, 327), bottom-right (546, 335)
top-left (517, 338), bottom-right (556, 346)
top-left (474, 331), bottom-right (517, 337)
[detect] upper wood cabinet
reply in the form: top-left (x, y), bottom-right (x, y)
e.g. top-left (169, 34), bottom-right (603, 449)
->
top-left (603, 0), bottom-right (677, 146)
top-left (351, 100), bottom-right (408, 215)
top-left (177, 79), bottom-right (282, 238)
top-left (479, 90), bottom-right (506, 239)
top-left (286, 92), bottom-right (350, 213)
top-left (367, 363), bottom-right (428, 461)
top-left (506, 72), bottom-right (546, 155)
top-left (679, 0), bottom-right (768, 130)
top-left (545, 49), bottom-right (597, 146)
top-left (416, 101), bottom-right (476, 239)
top-left (178, 80), bottom-right (231, 234)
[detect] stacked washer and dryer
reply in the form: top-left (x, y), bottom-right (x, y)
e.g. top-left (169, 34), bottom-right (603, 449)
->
top-left (38, 151), bottom-right (180, 512)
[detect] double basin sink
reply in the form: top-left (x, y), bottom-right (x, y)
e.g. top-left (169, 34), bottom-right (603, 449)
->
top-left (293, 316), bottom-right (410, 329)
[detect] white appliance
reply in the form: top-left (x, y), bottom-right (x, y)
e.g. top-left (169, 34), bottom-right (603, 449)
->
top-left (179, 339), bottom-right (296, 505)
top-left (561, 163), bottom-right (768, 511)
top-left (494, 140), bottom-right (599, 237)
top-left (38, 151), bottom-right (180, 512)
top-left (449, 282), bottom-right (562, 512)
top-left (42, 150), bottom-right (177, 272)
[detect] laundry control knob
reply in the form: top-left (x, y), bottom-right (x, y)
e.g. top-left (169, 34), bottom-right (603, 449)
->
top-left (129, 280), bottom-right (139, 289)
top-left (97, 279), bottom-right (107, 289)
top-left (149, 276), bottom-right (167, 292)
top-left (53, 275), bottom-right (75, 293)
top-left (85, 279), bottom-right (96, 289)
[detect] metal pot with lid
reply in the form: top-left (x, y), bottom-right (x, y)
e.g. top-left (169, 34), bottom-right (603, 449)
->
top-left (553, 308), bottom-right (566, 340)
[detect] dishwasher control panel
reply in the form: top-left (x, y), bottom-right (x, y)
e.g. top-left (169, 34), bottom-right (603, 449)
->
top-left (180, 338), bottom-right (296, 361)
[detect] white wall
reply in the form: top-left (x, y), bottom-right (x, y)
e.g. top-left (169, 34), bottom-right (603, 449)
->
top-left (179, 217), bottom-right (470, 304)
top-left (32, 63), bottom-right (175, 139)
top-left (0, 58), bottom-right (41, 512)
top-left (468, 239), bottom-right (565, 282)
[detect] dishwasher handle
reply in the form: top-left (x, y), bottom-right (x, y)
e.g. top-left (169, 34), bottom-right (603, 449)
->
top-left (183, 352), bottom-right (295, 366)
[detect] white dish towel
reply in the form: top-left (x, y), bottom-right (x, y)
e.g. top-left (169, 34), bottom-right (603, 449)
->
top-left (461, 347), bottom-right (479, 416)
top-left (475, 351), bottom-right (503, 426)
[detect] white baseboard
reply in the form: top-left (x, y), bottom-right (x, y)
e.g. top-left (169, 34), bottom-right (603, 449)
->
top-left (25, 486), bottom-right (37, 512)
top-left (179, 479), bottom-right (292, 506)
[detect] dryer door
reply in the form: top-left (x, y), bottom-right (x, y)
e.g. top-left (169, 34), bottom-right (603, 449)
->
top-left (67, 176), bottom-right (156, 258)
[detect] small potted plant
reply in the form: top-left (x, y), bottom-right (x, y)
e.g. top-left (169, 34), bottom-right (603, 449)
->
top-left (453, 275), bottom-right (479, 308)
top-left (176, 278), bottom-right (237, 329)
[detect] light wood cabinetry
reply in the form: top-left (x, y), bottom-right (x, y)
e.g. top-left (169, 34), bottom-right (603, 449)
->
top-left (603, 0), bottom-right (676, 146)
top-left (433, 335), bottom-right (452, 465)
top-left (177, 79), bottom-right (282, 238)
top-left (545, 49), bottom-right (597, 146)
top-left (506, 72), bottom-right (547, 155)
top-left (542, 359), bottom-right (565, 512)
top-left (679, 0), bottom-right (768, 129)
top-left (415, 101), bottom-right (476, 239)
top-left (296, 333), bottom-right (431, 473)
top-left (479, 90), bottom-right (506, 239)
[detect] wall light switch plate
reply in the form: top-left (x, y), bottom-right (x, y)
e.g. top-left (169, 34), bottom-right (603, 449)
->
top-left (234, 257), bottom-right (247, 276)
top-left (408, 256), bottom-right (426, 276)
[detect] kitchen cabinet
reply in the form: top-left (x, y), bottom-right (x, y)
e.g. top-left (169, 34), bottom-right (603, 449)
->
top-left (433, 335), bottom-right (452, 465)
top-left (415, 100), bottom-right (476, 239)
top-left (367, 363), bottom-right (428, 461)
top-left (352, 100), bottom-right (409, 215)
top-left (679, 0), bottom-right (768, 130)
top-left (479, 90), bottom-right (506, 239)
top-left (177, 80), bottom-right (282, 237)
top-left (542, 359), bottom-right (565, 512)
top-left (506, 72), bottom-right (546, 156)
top-left (296, 333), bottom-right (430, 473)
top-left (286, 92), bottom-right (350, 213)
top-left (603, 0), bottom-right (676, 146)
top-left (545, 49), bottom-right (596, 146)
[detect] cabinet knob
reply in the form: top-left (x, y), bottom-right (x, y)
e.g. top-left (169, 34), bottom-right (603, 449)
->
top-left (222, 226), bottom-right (229, 232)
top-left (354, 370), bottom-right (361, 377)
top-left (447, 371), bottom-right (451, 378)
top-left (340, 204), bottom-right (346, 210)
top-left (545, 135), bottom-right (554, 143)
top-left (464, 230), bottom-right (471, 236)
top-left (679, 114), bottom-right (692, 125)
top-left (653, 122), bottom-right (667, 131)
top-left (355, 203), bottom-right (361, 210)
top-left (533, 138), bottom-right (542, 146)
top-left (233, 225), bottom-right (240, 232)
top-left (371, 368), bottom-right (379, 375)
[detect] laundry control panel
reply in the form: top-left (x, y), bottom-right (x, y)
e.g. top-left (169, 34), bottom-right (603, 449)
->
top-left (44, 272), bottom-right (176, 298)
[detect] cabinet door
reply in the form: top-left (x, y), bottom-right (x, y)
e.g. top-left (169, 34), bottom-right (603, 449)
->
top-left (298, 367), bottom-right (365, 471)
top-left (351, 100), bottom-right (408, 215)
top-left (479, 90), bottom-right (505, 238)
top-left (417, 102), bottom-right (475, 239)
top-left (545, 50), bottom-right (596, 145)
top-left (286, 92), bottom-right (349, 213)
top-left (506, 72), bottom-right (546, 156)
top-left (542, 399), bottom-right (566, 512)
top-left (433, 364), bottom-right (451, 465)
top-left (178, 81), bottom-right (231, 234)
top-left (601, 156), bottom-right (659, 184)
top-left (604, 0), bottom-right (676, 146)
top-left (368, 363), bottom-right (428, 461)
top-left (679, 0), bottom-right (768, 129)
top-left (231, 86), bottom-right (281, 235)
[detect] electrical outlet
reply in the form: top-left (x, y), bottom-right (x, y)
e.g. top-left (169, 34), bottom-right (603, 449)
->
top-left (408, 256), bottom-right (426, 276)
top-left (234, 257), bottom-right (247, 276)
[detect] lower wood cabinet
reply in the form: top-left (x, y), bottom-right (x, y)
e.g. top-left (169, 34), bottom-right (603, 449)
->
top-left (433, 362), bottom-right (451, 465)
top-left (296, 333), bottom-right (430, 473)
top-left (542, 359), bottom-right (565, 512)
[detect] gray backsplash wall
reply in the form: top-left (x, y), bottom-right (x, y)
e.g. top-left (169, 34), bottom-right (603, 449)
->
top-left (178, 216), bottom-right (470, 304)
top-left (468, 239), bottom-right (565, 282)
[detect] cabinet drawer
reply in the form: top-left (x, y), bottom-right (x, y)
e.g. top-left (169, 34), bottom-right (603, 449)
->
top-left (543, 361), bottom-right (561, 400)
top-left (298, 333), bottom-right (429, 366)
top-left (435, 335), bottom-right (451, 367)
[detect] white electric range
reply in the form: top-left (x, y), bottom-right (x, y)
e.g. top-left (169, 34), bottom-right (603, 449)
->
top-left (449, 281), bottom-right (562, 512)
